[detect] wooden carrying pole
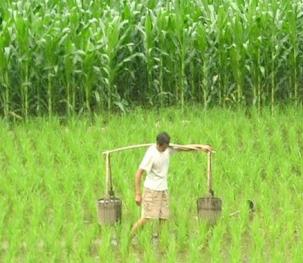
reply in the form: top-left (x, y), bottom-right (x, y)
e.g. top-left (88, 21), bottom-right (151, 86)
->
top-left (103, 144), bottom-right (153, 155)
top-left (207, 151), bottom-right (212, 195)
top-left (102, 143), bottom-right (214, 155)
top-left (102, 143), bottom-right (214, 198)
top-left (104, 152), bottom-right (114, 198)
top-left (104, 152), bottom-right (109, 197)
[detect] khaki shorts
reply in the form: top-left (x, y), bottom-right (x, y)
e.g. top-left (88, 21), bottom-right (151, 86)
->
top-left (141, 188), bottom-right (169, 219)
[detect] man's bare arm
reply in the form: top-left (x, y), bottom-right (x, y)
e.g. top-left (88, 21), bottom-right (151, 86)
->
top-left (170, 144), bottom-right (213, 153)
top-left (135, 169), bottom-right (145, 206)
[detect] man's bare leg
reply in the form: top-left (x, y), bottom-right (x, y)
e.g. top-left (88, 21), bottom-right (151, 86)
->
top-left (159, 218), bottom-right (167, 225)
top-left (153, 218), bottom-right (167, 238)
top-left (130, 218), bottom-right (149, 238)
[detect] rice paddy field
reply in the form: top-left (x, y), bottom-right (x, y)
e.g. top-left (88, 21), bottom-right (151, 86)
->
top-left (1, 106), bottom-right (303, 262)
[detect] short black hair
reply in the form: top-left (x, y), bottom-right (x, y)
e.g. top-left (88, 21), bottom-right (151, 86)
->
top-left (156, 132), bottom-right (170, 145)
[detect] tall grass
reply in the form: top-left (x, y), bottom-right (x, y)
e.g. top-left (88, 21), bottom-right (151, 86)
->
top-left (0, 0), bottom-right (303, 118)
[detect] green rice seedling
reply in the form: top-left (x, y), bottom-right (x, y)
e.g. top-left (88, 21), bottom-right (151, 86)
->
top-left (157, 220), bottom-right (171, 250)
top-left (250, 219), bottom-right (266, 261)
top-left (142, 243), bottom-right (158, 263)
top-left (187, 235), bottom-right (202, 262)
top-left (228, 220), bottom-right (243, 262)
top-left (292, 237), bottom-right (303, 262)
top-left (175, 208), bottom-right (190, 251)
top-left (113, 224), bottom-right (129, 260)
top-left (165, 237), bottom-right (177, 263)
top-left (208, 223), bottom-right (226, 261)
top-left (97, 228), bottom-right (115, 263)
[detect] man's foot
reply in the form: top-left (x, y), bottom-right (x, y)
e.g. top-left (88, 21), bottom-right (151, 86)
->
top-left (110, 237), bottom-right (119, 247)
top-left (130, 236), bottom-right (139, 246)
top-left (151, 233), bottom-right (159, 246)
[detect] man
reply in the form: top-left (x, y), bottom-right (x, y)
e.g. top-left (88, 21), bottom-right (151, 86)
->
top-left (130, 132), bottom-right (213, 237)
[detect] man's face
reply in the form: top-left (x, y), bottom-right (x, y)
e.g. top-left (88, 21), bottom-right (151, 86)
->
top-left (157, 143), bottom-right (169, 152)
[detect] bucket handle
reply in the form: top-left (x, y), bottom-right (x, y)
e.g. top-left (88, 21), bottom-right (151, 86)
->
top-left (207, 151), bottom-right (214, 196)
top-left (105, 152), bottom-right (115, 198)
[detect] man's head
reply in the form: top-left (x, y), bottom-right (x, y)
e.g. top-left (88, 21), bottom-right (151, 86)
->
top-left (156, 132), bottom-right (170, 152)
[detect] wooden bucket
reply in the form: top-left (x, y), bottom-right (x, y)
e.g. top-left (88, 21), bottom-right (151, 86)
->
top-left (197, 196), bottom-right (222, 225)
top-left (97, 197), bottom-right (122, 225)
top-left (197, 152), bottom-right (222, 224)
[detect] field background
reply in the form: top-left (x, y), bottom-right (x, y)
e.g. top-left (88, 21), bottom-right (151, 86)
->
top-left (1, 107), bottom-right (302, 262)
top-left (1, 0), bottom-right (303, 262)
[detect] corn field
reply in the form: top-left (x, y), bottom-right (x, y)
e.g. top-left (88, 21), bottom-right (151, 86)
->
top-left (0, 0), bottom-right (303, 118)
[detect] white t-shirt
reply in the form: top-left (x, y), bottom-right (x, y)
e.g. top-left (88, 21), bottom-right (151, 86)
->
top-left (139, 144), bottom-right (175, 191)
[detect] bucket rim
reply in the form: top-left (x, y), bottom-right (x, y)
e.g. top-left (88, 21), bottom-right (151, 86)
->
top-left (197, 196), bottom-right (222, 201)
top-left (97, 197), bottom-right (121, 202)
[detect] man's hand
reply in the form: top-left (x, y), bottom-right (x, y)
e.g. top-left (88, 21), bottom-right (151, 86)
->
top-left (135, 193), bottom-right (142, 206)
top-left (187, 144), bottom-right (213, 152)
top-left (197, 144), bottom-right (213, 153)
